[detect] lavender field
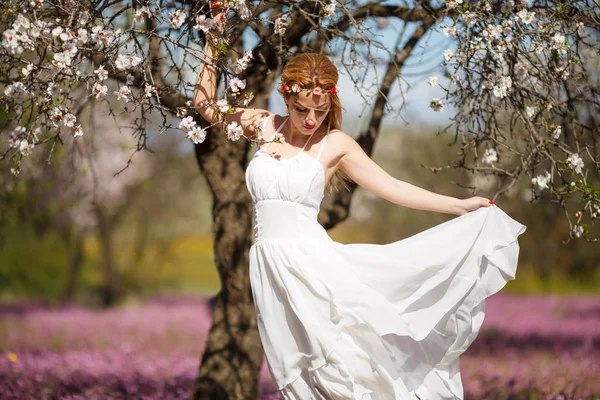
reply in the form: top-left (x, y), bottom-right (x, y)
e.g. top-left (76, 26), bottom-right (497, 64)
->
top-left (1, 294), bottom-right (599, 400)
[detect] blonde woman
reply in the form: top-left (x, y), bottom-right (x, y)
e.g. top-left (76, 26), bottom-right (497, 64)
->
top-left (194, 35), bottom-right (525, 400)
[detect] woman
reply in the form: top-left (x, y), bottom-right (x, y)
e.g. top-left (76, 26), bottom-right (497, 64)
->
top-left (194, 38), bottom-right (525, 400)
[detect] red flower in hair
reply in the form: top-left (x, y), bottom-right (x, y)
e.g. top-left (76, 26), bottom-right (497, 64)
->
top-left (329, 86), bottom-right (338, 94)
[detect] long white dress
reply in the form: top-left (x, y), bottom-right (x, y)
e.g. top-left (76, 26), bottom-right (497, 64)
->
top-left (245, 115), bottom-right (526, 400)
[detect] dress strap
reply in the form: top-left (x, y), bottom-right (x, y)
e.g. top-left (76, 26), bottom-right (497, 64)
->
top-left (315, 124), bottom-right (330, 161)
top-left (262, 115), bottom-right (288, 151)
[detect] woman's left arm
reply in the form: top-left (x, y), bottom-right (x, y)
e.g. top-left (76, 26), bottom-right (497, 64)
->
top-left (338, 133), bottom-right (492, 216)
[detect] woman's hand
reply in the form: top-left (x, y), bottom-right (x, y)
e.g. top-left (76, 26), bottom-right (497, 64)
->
top-left (457, 196), bottom-right (494, 215)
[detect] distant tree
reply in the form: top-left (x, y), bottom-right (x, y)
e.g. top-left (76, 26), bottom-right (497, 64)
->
top-left (1, 0), bottom-right (598, 398)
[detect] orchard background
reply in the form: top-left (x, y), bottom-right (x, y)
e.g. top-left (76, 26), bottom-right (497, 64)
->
top-left (1, 0), bottom-right (599, 399)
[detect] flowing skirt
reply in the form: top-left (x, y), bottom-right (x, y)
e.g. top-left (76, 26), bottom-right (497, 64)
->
top-left (249, 206), bottom-right (526, 399)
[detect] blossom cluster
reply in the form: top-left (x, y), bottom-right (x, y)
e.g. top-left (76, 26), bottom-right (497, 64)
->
top-left (426, 0), bottom-right (598, 239)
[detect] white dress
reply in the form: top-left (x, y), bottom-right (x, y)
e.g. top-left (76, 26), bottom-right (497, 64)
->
top-left (245, 115), bottom-right (526, 400)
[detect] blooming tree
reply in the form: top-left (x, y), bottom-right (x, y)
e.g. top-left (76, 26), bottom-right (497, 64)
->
top-left (1, 0), bottom-right (599, 398)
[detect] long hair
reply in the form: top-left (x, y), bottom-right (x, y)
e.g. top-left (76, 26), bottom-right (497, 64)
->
top-left (278, 53), bottom-right (350, 191)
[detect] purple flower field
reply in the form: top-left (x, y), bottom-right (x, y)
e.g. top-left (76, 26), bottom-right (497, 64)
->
top-left (1, 294), bottom-right (598, 400)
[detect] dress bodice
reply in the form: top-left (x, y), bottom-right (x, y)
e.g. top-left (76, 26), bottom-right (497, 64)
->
top-left (245, 115), bottom-right (328, 211)
top-left (245, 115), bottom-right (330, 242)
top-left (246, 149), bottom-right (325, 210)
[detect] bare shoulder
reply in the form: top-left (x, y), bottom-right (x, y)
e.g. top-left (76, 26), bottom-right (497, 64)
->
top-left (327, 128), bottom-right (362, 156)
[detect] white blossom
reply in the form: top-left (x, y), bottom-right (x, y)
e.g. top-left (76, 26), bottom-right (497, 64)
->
top-left (19, 139), bottom-right (34, 156)
top-left (446, 0), bottom-right (463, 8)
top-left (59, 31), bottom-right (73, 42)
top-left (51, 26), bottom-right (63, 38)
top-left (134, 7), bottom-right (150, 23)
top-left (514, 62), bottom-right (528, 78)
top-left (234, 50), bottom-right (253, 73)
top-left (552, 33), bottom-right (568, 55)
top-left (178, 116), bottom-right (197, 131)
top-left (229, 77), bottom-right (246, 94)
top-left (92, 83), bottom-right (108, 98)
top-left (169, 10), bottom-right (187, 29)
top-left (22, 63), bottom-right (34, 77)
top-left (5, 82), bottom-right (28, 101)
top-left (576, 21), bottom-right (585, 35)
top-left (94, 64), bottom-right (108, 80)
top-left (517, 9), bottom-right (536, 25)
top-left (462, 11), bottom-right (476, 25)
top-left (427, 76), bottom-right (439, 87)
top-left (114, 85), bottom-right (132, 101)
top-left (274, 15), bottom-right (290, 35)
top-left (323, 1), bottom-right (336, 18)
top-left (115, 53), bottom-right (141, 70)
top-left (216, 99), bottom-right (229, 113)
top-left (30, 24), bottom-right (42, 39)
top-left (482, 148), bottom-right (498, 166)
top-left (566, 153), bottom-right (584, 174)
top-left (76, 28), bottom-right (89, 45)
top-left (52, 51), bottom-right (73, 70)
top-left (226, 121), bottom-right (243, 141)
top-left (187, 126), bottom-right (207, 144)
top-left (193, 15), bottom-right (214, 33)
top-left (63, 112), bottom-right (77, 127)
top-left (14, 14), bottom-right (31, 32)
top-left (443, 26), bottom-right (457, 37)
top-left (483, 24), bottom-right (503, 40)
top-left (126, 74), bottom-right (135, 85)
top-left (233, 0), bottom-right (251, 20)
top-left (526, 106), bottom-right (536, 118)
top-left (2, 29), bottom-right (23, 54)
top-left (429, 98), bottom-right (444, 112)
top-left (31, 127), bottom-right (41, 142)
top-left (443, 49), bottom-right (454, 62)
top-left (242, 92), bottom-right (254, 106)
top-left (144, 84), bottom-right (156, 98)
top-left (73, 125), bottom-right (84, 137)
top-left (50, 106), bottom-right (63, 126)
top-left (531, 171), bottom-right (551, 190)
top-left (90, 25), bottom-right (104, 41)
top-left (556, 66), bottom-right (570, 81)
top-left (9, 127), bottom-right (25, 148)
top-left (551, 124), bottom-right (562, 140)
top-left (493, 76), bottom-right (512, 98)
top-left (572, 225), bottom-right (584, 238)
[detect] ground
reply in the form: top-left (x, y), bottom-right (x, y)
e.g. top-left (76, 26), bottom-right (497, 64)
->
top-left (1, 294), bottom-right (598, 399)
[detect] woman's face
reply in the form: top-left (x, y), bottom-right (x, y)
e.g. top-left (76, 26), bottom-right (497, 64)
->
top-left (285, 92), bottom-right (331, 136)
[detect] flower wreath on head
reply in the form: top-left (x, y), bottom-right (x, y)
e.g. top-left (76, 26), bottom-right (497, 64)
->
top-left (278, 81), bottom-right (340, 95)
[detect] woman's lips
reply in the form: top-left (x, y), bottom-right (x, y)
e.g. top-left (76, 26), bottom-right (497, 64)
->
top-left (303, 125), bottom-right (315, 130)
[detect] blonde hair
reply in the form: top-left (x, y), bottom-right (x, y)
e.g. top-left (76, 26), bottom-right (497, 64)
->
top-left (278, 53), bottom-right (350, 192)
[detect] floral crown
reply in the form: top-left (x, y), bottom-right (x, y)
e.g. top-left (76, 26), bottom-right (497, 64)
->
top-left (278, 82), bottom-right (340, 95)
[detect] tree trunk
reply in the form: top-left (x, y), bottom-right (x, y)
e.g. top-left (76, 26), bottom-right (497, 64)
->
top-left (62, 229), bottom-right (85, 303)
top-left (95, 206), bottom-right (119, 307)
top-left (192, 127), bottom-right (263, 400)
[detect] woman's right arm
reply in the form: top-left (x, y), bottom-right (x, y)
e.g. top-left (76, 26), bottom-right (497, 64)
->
top-left (192, 8), bottom-right (269, 139)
